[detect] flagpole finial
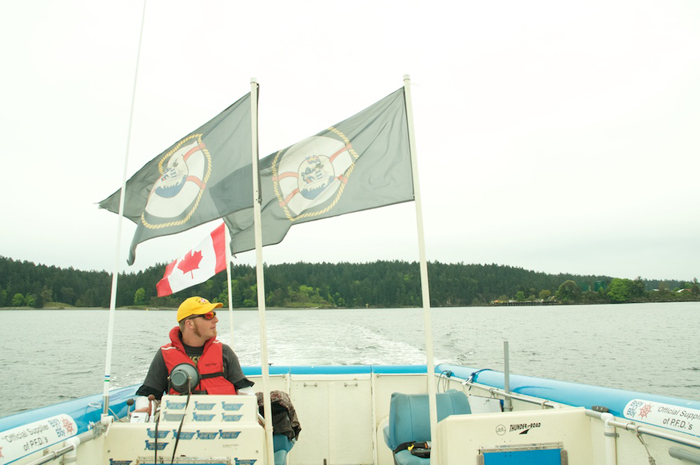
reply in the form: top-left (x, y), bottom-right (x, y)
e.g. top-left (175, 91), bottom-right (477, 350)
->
top-left (251, 77), bottom-right (258, 84)
top-left (404, 74), bottom-right (411, 81)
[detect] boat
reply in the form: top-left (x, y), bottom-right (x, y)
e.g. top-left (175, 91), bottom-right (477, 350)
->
top-left (3, 18), bottom-right (697, 463)
top-left (1, 359), bottom-right (699, 464)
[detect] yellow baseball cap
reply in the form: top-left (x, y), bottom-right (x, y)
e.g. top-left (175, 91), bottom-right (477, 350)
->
top-left (176, 296), bottom-right (223, 322)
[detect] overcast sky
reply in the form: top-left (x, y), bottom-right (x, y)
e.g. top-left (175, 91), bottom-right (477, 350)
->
top-left (1, 0), bottom-right (699, 282)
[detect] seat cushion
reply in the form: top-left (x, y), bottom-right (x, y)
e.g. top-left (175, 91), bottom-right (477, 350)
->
top-left (394, 449), bottom-right (430, 465)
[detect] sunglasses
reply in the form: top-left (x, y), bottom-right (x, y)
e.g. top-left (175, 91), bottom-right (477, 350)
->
top-left (188, 311), bottom-right (216, 321)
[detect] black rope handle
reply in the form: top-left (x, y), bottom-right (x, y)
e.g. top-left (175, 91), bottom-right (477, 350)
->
top-left (170, 381), bottom-right (193, 465)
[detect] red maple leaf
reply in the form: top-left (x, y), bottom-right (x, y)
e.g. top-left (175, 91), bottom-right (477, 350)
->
top-left (178, 250), bottom-right (203, 278)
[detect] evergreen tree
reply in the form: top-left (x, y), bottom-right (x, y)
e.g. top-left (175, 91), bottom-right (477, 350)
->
top-left (11, 293), bottom-right (24, 306)
top-left (1, 255), bottom-right (697, 309)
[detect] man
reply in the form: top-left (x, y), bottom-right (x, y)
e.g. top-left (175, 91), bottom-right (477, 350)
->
top-left (134, 296), bottom-right (253, 411)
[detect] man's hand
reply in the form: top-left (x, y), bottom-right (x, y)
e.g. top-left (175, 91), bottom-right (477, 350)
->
top-left (133, 395), bottom-right (157, 415)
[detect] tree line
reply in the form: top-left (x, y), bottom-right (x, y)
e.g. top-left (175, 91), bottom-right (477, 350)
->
top-left (0, 255), bottom-right (697, 309)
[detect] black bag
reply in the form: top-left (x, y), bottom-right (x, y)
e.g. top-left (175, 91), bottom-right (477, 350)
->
top-left (395, 441), bottom-right (431, 458)
top-left (409, 441), bottom-right (430, 458)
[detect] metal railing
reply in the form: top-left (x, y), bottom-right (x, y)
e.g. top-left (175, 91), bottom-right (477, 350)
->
top-left (26, 424), bottom-right (106, 465)
top-left (461, 381), bottom-right (556, 409)
top-left (586, 409), bottom-right (700, 450)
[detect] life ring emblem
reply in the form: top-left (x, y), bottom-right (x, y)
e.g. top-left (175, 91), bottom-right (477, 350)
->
top-left (141, 134), bottom-right (212, 229)
top-left (273, 130), bottom-right (358, 221)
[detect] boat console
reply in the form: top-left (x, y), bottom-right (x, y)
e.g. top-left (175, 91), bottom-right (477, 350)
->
top-left (106, 395), bottom-right (264, 465)
top-left (437, 407), bottom-right (592, 464)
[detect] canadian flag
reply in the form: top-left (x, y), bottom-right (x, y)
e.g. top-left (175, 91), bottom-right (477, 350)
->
top-left (157, 223), bottom-right (227, 297)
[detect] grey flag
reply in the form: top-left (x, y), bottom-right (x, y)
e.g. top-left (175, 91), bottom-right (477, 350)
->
top-left (224, 88), bottom-right (414, 254)
top-left (99, 92), bottom-right (254, 265)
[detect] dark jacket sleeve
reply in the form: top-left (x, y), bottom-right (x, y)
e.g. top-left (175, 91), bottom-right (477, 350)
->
top-left (135, 349), bottom-right (169, 400)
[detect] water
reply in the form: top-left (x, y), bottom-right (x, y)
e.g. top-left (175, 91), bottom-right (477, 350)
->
top-left (1, 302), bottom-right (698, 418)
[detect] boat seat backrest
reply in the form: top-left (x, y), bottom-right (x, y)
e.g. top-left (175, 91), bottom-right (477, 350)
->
top-left (273, 434), bottom-right (294, 465)
top-left (384, 389), bottom-right (472, 451)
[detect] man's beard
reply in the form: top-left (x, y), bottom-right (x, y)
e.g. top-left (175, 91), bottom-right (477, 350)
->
top-left (193, 325), bottom-right (216, 339)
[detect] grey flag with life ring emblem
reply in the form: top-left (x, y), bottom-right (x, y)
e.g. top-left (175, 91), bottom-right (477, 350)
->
top-left (224, 87), bottom-right (414, 255)
top-left (99, 92), bottom-right (254, 265)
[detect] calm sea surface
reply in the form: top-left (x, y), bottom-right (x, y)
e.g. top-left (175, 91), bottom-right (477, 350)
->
top-left (1, 302), bottom-right (698, 418)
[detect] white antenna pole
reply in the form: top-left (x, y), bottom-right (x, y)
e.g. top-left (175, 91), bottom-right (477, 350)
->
top-left (404, 74), bottom-right (440, 460)
top-left (225, 225), bottom-right (235, 349)
top-left (249, 78), bottom-right (276, 464)
top-left (102, 0), bottom-right (148, 417)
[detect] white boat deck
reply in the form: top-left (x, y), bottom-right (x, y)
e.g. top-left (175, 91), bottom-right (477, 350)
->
top-left (3, 367), bottom-right (699, 465)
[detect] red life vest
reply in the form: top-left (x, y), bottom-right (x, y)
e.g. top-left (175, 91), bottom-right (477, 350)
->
top-left (161, 326), bottom-right (237, 395)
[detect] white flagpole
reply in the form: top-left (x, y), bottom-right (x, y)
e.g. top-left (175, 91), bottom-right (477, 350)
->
top-left (404, 74), bottom-right (440, 460)
top-left (102, 0), bottom-right (148, 418)
top-left (249, 78), bottom-right (276, 464)
top-left (225, 225), bottom-right (235, 349)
